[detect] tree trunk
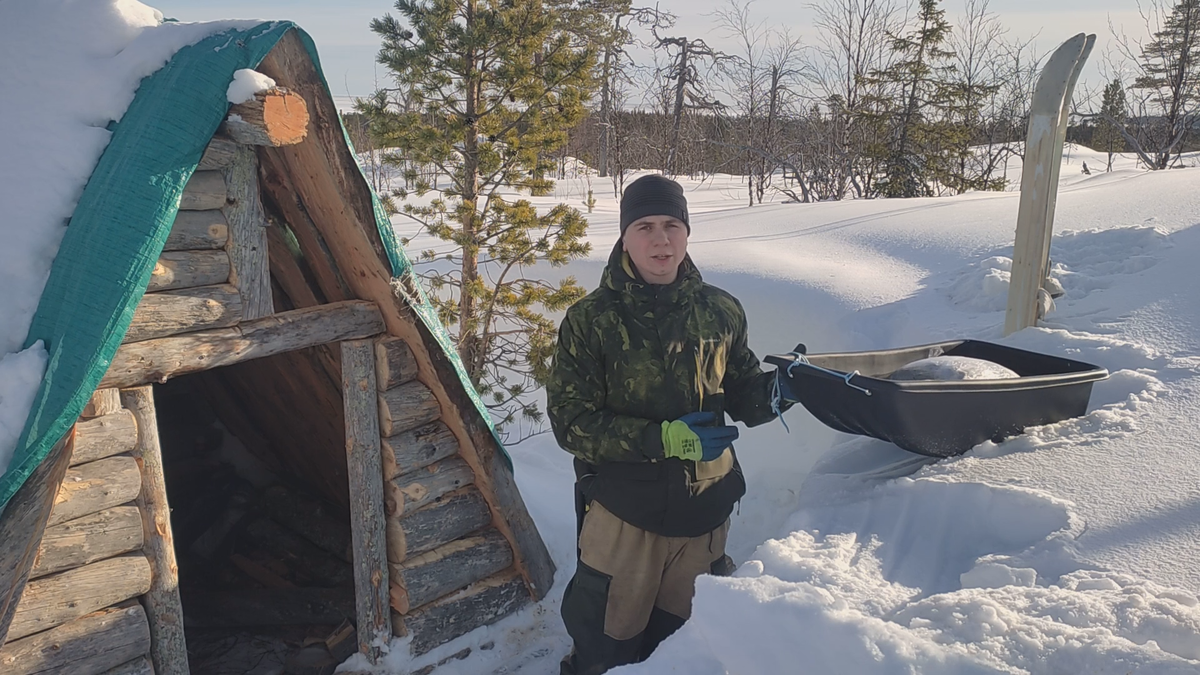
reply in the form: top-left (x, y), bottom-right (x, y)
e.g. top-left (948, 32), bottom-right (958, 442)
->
top-left (669, 40), bottom-right (689, 176)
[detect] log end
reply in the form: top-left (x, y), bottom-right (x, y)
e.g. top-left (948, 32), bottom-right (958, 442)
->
top-left (226, 88), bottom-right (309, 147)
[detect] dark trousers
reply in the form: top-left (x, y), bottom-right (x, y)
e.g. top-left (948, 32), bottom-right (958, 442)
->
top-left (560, 501), bottom-right (733, 675)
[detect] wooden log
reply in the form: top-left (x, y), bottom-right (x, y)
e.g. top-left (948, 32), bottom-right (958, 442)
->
top-left (258, 31), bottom-right (553, 606)
top-left (374, 338), bottom-right (419, 391)
top-left (388, 489), bottom-right (493, 563)
top-left (31, 506), bottom-right (144, 579)
top-left (102, 300), bottom-right (384, 389)
top-left (0, 603), bottom-right (151, 675)
top-left (242, 518), bottom-right (354, 587)
top-left (198, 135), bottom-right (237, 171)
top-left (259, 485), bottom-right (351, 562)
top-left (224, 87), bottom-right (310, 147)
top-left (123, 284), bottom-right (242, 344)
top-left (390, 530), bottom-right (512, 614)
top-left (98, 656), bottom-right (154, 675)
top-left (71, 411), bottom-right (138, 467)
top-left (48, 455), bottom-right (141, 527)
top-left (229, 553), bottom-right (295, 589)
top-left (377, 381), bottom-right (441, 438)
top-left (396, 570), bottom-right (529, 655)
top-left (182, 588), bottom-right (354, 628)
top-left (222, 145), bottom-right (273, 320)
top-left (382, 421), bottom-right (459, 481)
top-left (342, 340), bottom-right (392, 662)
top-left (0, 430), bottom-right (75, 647)
top-left (121, 387), bottom-right (188, 675)
top-left (179, 171), bottom-right (227, 211)
top-left (147, 250), bottom-right (231, 292)
top-left (8, 555), bottom-right (152, 641)
top-left (165, 210), bottom-right (228, 251)
top-left (81, 389), bottom-right (123, 419)
top-left (386, 456), bottom-right (474, 518)
top-left (188, 485), bottom-right (251, 561)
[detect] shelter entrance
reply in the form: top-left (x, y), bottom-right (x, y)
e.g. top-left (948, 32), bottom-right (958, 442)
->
top-left (155, 345), bottom-right (360, 675)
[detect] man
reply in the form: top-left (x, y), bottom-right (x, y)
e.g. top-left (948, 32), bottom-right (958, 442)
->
top-left (547, 174), bottom-right (799, 674)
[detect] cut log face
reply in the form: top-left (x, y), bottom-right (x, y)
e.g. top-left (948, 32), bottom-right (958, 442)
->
top-left (179, 171), bottom-right (228, 211)
top-left (31, 506), bottom-right (144, 579)
top-left (147, 250), bottom-right (231, 292)
top-left (382, 421), bottom-right (459, 480)
top-left (390, 529), bottom-right (513, 614)
top-left (386, 456), bottom-right (475, 518)
top-left (377, 381), bottom-right (441, 437)
top-left (375, 337), bottom-right (420, 390)
top-left (388, 488), bottom-right (493, 563)
top-left (48, 455), bottom-right (141, 527)
top-left (166, 210), bottom-right (229, 251)
top-left (224, 87), bottom-right (310, 146)
top-left (0, 603), bottom-right (151, 675)
top-left (123, 284), bottom-right (243, 344)
top-left (71, 411), bottom-right (138, 467)
top-left (397, 570), bottom-right (529, 655)
top-left (102, 300), bottom-right (385, 389)
top-left (8, 555), bottom-right (152, 641)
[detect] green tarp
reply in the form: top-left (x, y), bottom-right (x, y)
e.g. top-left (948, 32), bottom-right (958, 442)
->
top-left (1, 22), bottom-right (506, 513)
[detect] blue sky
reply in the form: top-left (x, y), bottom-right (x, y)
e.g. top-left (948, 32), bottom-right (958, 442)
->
top-left (154, 0), bottom-right (1145, 99)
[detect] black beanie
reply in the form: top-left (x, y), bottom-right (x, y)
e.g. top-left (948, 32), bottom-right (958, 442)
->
top-left (620, 174), bottom-right (690, 235)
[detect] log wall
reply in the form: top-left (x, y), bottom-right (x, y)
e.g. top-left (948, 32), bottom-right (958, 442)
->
top-left (4, 391), bottom-right (157, 673)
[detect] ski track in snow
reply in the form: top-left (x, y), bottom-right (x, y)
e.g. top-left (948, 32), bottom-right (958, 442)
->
top-left (362, 148), bottom-right (1200, 675)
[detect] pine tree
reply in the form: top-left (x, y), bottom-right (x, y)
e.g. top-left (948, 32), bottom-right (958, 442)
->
top-left (1133, 0), bottom-right (1200, 169)
top-left (867, 0), bottom-right (957, 198)
top-left (362, 0), bottom-right (598, 434)
top-left (1094, 78), bottom-right (1128, 171)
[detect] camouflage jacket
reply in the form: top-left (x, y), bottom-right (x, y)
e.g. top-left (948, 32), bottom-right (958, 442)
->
top-left (547, 241), bottom-right (783, 536)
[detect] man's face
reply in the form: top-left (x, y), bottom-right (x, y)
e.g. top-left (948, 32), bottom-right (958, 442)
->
top-left (622, 215), bottom-right (688, 285)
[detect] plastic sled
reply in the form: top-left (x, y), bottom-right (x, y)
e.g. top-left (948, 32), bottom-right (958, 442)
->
top-left (766, 340), bottom-right (1109, 458)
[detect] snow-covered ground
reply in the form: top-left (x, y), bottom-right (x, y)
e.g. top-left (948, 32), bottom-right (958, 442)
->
top-left (371, 146), bottom-right (1200, 674)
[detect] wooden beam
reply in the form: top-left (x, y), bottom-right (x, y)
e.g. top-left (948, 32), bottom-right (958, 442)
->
top-left (182, 588), bottom-right (354, 628)
top-left (388, 489), bottom-right (493, 564)
top-left (165, 210), bottom-right (228, 252)
top-left (386, 456), bottom-right (474, 519)
top-left (147, 251), bottom-right (231, 292)
top-left (382, 421), bottom-right (459, 481)
top-left (259, 485), bottom-right (350, 562)
top-left (257, 30), bottom-right (554, 605)
top-left (8, 555), bottom-right (152, 642)
top-left (179, 171), bottom-right (227, 211)
top-left (224, 88), bottom-right (310, 146)
top-left (242, 518), bottom-right (354, 587)
top-left (375, 338), bottom-right (420, 391)
top-left (31, 506), bottom-right (143, 579)
top-left (123, 284), bottom-right (243, 344)
top-left (71, 411), bottom-right (138, 467)
top-left (389, 529), bottom-right (512, 614)
top-left (222, 145), bottom-right (273, 320)
top-left (121, 387), bottom-right (188, 675)
top-left (377, 381), bottom-right (441, 437)
top-left (396, 569), bottom-right (529, 656)
top-left (0, 603), bottom-right (151, 675)
top-left (99, 656), bottom-right (154, 675)
top-left (198, 135), bottom-right (237, 171)
top-left (0, 430), bottom-right (75, 648)
top-left (101, 301), bottom-right (384, 389)
top-left (48, 454), bottom-right (140, 528)
top-left (342, 340), bottom-right (393, 663)
top-left (81, 389), bottom-right (123, 419)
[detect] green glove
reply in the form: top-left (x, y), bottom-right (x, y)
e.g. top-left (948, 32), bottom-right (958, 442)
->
top-left (661, 412), bottom-right (740, 462)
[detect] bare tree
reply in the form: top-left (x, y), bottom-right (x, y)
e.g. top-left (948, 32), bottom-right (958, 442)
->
top-left (653, 28), bottom-right (727, 175)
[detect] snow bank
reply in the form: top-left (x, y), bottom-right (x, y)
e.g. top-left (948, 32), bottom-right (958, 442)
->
top-left (227, 67), bottom-right (275, 104)
top-left (0, 0), bottom-right (258, 477)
